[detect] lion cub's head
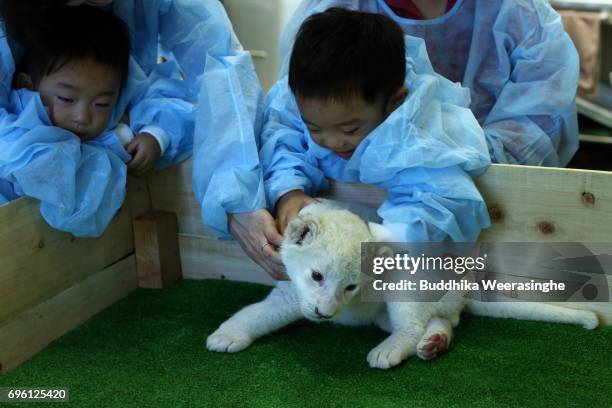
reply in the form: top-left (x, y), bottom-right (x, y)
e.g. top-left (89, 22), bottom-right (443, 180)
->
top-left (281, 202), bottom-right (390, 321)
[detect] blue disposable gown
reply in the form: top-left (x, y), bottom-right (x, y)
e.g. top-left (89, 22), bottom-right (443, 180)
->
top-left (261, 37), bottom-right (491, 243)
top-left (279, 0), bottom-right (579, 167)
top-left (0, 88), bottom-right (129, 237)
top-left (0, 177), bottom-right (17, 205)
top-left (189, 1), bottom-right (266, 238)
top-left (109, 0), bottom-right (199, 169)
top-left (0, 0), bottom-right (228, 236)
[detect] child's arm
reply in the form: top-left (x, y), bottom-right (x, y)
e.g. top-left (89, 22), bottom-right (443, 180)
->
top-left (116, 0), bottom-right (266, 239)
top-left (378, 167), bottom-right (489, 242)
top-left (260, 80), bottom-right (328, 232)
top-left (119, 58), bottom-right (193, 171)
top-left (360, 35), bottom-right (492, 243)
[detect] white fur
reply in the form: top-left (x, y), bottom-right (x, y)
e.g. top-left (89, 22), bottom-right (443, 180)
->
top-left (207, 202), bottom-right (599, 369)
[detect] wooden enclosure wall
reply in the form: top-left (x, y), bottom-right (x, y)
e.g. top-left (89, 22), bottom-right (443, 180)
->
top-left (2, 159), bottom-right (611, 373)
top-left (147, 160), bottom-right (612, 323)
top-left (0, 177), bottom-right (151, 373)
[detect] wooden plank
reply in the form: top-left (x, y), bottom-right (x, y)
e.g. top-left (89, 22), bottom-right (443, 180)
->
top-left (147, 162), bottom-right (612, 242)
top-left (133, 211), bottom-right (182, 288)
top-left (0, 197), bottom-right (134, 326)
top-left (178, 234), bottom-right (275, 286)
top-left (153, 161), bottom-right (612, 324)
top-left (319, 164), bottom-right (612, 242)
top-left (147, 158), bottom-right (217, 237)
top-left (476, 165), bottom-right (612, 242)
top-left (126, 175), bottom-right (153, 219)
top-left (0, 256), bottom-right (138, 374)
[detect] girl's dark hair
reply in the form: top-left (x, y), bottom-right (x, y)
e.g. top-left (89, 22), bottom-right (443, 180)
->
top-left (2, 1), bottom-right (131, 84)
top-left (289, 7), bottom-right (406, 104)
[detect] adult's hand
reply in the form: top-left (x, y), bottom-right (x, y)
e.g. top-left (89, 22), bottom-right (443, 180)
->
top-left (229, 209), bottom-right (288, 280)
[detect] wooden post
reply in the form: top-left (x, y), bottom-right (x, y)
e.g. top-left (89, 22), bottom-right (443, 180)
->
top-left (133, 210), bottom-right (182, 288)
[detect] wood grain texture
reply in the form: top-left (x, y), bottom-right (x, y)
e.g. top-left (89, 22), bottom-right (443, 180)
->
top-left (0, 197), bottom-right (134, 326)
top-left (146, 159), bottom-right (217, 237)
top-left (147, 162), bottom-right (612, 324)
top-left (476, 164), bottom-right (612, 242)
top-left (178, 234), bottom-right (275, 286)
top-left (0, 256), bottom-right (137, 373)
top-left (133, 211), bottom-right (182, 288)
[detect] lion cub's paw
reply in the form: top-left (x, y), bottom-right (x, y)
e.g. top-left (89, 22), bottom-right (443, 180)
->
top-left (206, 328), bottom-right (253, 353)
top-left (367, 340), bottom-right (410, 370)
top-left (416, 333), bottom-right (448, 360)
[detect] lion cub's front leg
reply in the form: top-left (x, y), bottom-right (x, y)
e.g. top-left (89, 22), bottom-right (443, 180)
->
top-left (207, 285), bottom-right (302, 353)
top-left (368, 303), bottom-right (427, 369)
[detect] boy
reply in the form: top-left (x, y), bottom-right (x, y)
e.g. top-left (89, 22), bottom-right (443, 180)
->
top-left (12, 4), bottom-right (165, 173)
top-left (279, 1), bottom-right (579, 167)
top-left (0, 4), bottom-right (160, 236)
top-left (261, 8), bottom-right (491, 243)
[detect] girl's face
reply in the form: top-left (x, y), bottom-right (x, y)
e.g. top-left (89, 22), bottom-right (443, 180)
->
top-left (66, 0), bottom-right (114, 6)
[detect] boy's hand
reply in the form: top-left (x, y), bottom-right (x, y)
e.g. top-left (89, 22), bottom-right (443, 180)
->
top-left (126, 133), bottom-right (161, 176)
top-left (276, 190), bottom-right (317, 235)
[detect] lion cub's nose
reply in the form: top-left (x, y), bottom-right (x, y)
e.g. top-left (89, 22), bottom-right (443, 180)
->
top-left (315, 307), bottom-right (333, 319)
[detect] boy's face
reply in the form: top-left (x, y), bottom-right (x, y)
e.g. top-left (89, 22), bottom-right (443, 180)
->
top-left (297, 88), bottom-right (406, 159)
top-left (35, 57), bottom-right (121, 141)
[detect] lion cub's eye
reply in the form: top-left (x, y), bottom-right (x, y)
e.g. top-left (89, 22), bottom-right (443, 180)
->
top-left (345, 284), bottom-right (357, 291)
top-left (311, 271), bottom-right (324, 282)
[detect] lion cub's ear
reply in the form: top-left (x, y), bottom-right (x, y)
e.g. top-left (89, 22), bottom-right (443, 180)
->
top-left (287, 216), bottom-right (319, 246)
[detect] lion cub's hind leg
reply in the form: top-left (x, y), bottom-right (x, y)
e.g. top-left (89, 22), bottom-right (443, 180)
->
top-left (417, 316), bottom-right (454, 360)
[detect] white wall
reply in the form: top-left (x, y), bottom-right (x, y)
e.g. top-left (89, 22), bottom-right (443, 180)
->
top-left (223, 0), bottom-right (301, 92)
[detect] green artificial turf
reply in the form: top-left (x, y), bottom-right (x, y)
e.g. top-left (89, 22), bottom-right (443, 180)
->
top-left (1, 279), bottom-right (610, 408)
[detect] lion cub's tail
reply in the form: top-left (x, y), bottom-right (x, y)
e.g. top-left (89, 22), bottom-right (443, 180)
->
top-left (466, 301), bottom-right (599, 330)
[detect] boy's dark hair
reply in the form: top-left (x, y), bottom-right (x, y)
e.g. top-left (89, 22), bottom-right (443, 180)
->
top-left (289, 8), bottom-right (405, 105)
top-left (10, 4), bottom-right (131, 85)
top-left (1, 0), bottom-right (66, 43)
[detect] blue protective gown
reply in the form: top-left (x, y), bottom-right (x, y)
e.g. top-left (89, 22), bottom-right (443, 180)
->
top-left (279, 0), bottom-right (579, 167)
top-left (0, 88), bottom-right (129, 237)
top-left (189, 1), bottom-right (266, 238)
top-left (0, 0), bottom-right (229, 236)
top-left (261, 37), bottom-right (491, 243)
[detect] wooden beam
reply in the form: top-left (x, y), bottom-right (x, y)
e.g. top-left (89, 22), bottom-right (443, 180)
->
top-left (147, 159), bottom-right (216, 237)
top-left (322, 164), bottom-right (612, 242)
top-left (146, 163), bottom-right (612, 242)
top-left (477, 165), bottom-right (612, 241)
top-left (178, 234), bottom-right (274, 286)
top-left (126, 175), bottom-right (153, 219)
top-left (0, 256), bottom-right (137, 374)
top-left (148, 161), bottom-right (612, 324)
top-left (133, 211), bottom-right (182, 289)
top-left (0, 197), bottom-right (134, 326)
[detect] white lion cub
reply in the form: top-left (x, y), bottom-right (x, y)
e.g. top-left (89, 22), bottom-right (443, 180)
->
top-left (207, 202), bottom-right (599, 369)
